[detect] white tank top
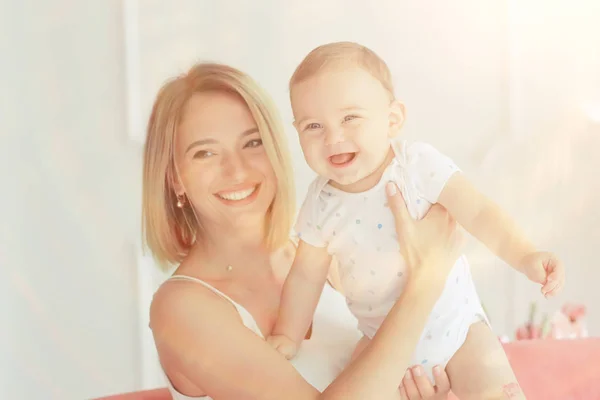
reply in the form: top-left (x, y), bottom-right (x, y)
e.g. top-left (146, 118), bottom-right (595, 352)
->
top-left (161, 274), bottom-right (362, 400)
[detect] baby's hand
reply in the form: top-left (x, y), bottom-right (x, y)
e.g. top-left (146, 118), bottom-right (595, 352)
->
top-left (519, 251), bottom-right (565, 298)
top-left (266, 334), bottom-right (298, 360)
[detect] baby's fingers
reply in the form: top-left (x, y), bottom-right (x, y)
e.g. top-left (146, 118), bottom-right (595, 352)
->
top-left (542, 273), bottom-right (556, 290)
top-left (544, 278), bottom-right (564, 298)
top-left (542, 271), bottom-right (564, 296)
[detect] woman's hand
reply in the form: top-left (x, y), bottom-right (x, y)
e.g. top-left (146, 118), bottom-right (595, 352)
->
top-left (386, 182), bottom-right (463, 286)
top-left (400, 365), bottom-right (451, 400)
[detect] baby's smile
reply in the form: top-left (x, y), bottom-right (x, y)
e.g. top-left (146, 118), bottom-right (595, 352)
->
top-left (328, 152), bottom-right (357, 168)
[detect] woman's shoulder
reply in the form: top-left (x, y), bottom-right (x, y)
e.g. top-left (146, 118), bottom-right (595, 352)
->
top-left (149, 274), bottom-right (239, 337)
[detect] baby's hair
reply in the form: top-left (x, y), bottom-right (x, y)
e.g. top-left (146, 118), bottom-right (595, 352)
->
top-left (289, 41), bottom-right (395, 100)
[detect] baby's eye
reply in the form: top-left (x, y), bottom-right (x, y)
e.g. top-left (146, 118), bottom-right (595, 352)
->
top-left (305, 123), bottom-right (322, 131)
top-left (343, 115), bottom-right (359, 122)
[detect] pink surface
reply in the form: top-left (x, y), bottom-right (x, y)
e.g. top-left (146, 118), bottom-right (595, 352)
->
top-left (97, 338), bottom-right (600, 400)
top-left (448, 337), bottom-right (600, 400)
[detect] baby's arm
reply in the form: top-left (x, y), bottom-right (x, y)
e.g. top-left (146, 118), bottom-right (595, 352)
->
top-left (409, 143), bottom-right (536, 271)
top-left (437, 173), bottom-right (536, 270)
top-left (269, 241), bottom-right (332, 358)
top-left (437, 173), bottom-right (564, 296)
top-left (407, 142), bottom-right (562, 295)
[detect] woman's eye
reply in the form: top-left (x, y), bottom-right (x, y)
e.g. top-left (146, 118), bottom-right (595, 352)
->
top-left (305, 123), bottom-right (322, 131)
top-left (193, 150), bottom-right (214, 159)
top-left (344, 115), bottom-right (358, 122)
top-left (245, 139), bottom-right (263, 148)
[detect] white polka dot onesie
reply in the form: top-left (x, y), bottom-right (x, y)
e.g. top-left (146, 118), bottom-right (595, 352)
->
top-left (295, 140), bottom-right (488, 383)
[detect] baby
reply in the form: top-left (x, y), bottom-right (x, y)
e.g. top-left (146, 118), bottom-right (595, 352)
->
top-left (268, 42), bottom-right (565, 398)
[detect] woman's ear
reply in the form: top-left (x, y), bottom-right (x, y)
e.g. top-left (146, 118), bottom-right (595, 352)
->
top-left (388, 100), bottom-right (406, 138)
top-left (168, 165), bottom-right (185, 197)
top-left (172, 182), bottom-right (184, 197)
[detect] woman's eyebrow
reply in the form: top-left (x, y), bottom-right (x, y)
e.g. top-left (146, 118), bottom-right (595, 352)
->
top-left (186, 127), bottom-right (259, 154)
top-left (240, 127), bottom-right (259, 137)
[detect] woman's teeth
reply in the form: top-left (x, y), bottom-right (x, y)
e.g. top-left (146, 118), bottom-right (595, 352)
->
top-left (217, 186), bottom-right (256, 201)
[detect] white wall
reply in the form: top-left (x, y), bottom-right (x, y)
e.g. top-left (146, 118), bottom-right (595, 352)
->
top-left (499, 0), bottom-right (600, 337)
top-left (1, 0), bottom-right (598, 399)
top-left (1, 1), bottom-right (143, 398)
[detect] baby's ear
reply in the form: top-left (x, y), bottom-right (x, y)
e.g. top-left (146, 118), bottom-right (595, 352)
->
top-left (388, 100), bottom-right (406, 138)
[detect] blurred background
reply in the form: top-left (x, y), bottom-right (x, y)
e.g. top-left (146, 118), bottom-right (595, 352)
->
top-left (1, 0), bottom-right (599, 398)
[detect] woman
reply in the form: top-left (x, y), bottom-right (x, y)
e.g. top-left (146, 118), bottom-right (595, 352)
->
top-left (144, 62), bottom-right (461, 399)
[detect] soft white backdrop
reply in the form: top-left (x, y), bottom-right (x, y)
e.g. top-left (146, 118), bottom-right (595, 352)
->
top-left (1, 0), bottom-right (599, 399)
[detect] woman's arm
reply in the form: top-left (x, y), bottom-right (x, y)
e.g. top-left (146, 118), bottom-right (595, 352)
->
top-left (152, 273), bottom-right (446, 400)
top-left (322, 182), bottom-right (463, 399)
top-left (151, 182), bottom-right (460, 400)
top-left (323, 271), bottom-right (447, 399)
top-left (151, 283), bottom-right (321, 399)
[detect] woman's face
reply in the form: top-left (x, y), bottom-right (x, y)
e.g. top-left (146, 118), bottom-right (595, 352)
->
top-left (173, 91), bottom-right (277, 231)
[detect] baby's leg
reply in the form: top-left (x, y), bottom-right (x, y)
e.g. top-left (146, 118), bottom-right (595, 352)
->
top-left (446, 321), bottom-right (525, 399)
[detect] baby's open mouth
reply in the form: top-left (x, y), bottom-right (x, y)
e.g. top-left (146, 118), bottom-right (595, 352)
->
top-left (329, 152), bottom-right (357, 167)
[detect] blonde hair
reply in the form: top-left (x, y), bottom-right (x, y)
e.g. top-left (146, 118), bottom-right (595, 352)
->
top-left (142, 63), bottom-right (296, 270)
top-left (289, 41), bottom-right (395, 100)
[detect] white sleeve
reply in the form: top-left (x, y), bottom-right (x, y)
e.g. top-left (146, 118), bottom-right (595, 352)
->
top-left (407, 142), bottom-right (461, 204)
top-left (294, 181), bottom-right (327, 248)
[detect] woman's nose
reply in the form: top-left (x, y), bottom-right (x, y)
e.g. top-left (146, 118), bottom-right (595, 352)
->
top-left (221, 152), bottom-right (249, 181)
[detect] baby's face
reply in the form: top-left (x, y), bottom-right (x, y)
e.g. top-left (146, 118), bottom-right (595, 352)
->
top-left (291, 65), bottom-right (401, 191)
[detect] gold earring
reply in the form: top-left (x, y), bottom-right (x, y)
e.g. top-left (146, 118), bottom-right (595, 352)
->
top-left (176, 193), bottom-right (186, 208)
